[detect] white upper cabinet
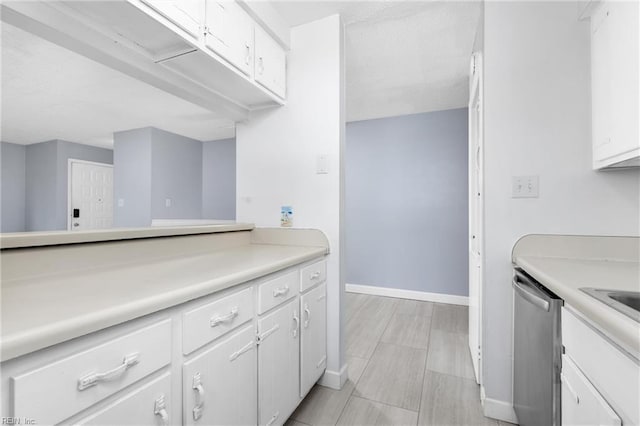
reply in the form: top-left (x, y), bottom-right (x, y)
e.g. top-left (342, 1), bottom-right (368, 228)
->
top-left (141, 0), bottom-right (205, 40)
top-left (3, 0), bottom-right (287, 122)
top-left (591, 0), bottom-right (640, 169)
top-left (204, 0), bottom-right (254, 77)
top-left (255, 25), bottom-right (287, 99)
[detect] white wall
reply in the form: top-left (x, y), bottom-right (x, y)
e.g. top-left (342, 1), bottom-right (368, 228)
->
top-left (236, 14), bottom-right (346, 387)
top-left (482, 1), bottom-right (640, 418)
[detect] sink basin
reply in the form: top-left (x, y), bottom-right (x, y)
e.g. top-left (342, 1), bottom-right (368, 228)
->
top-left (581, 288), bottom-right (640, 323)
top-left (609, 293), bottom-right (640, 312)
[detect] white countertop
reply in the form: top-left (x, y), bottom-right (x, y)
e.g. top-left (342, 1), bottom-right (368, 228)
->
top-left (1, 243), bottom-right (326, 361)
top-left (513, 237), bottom-right (640, 357)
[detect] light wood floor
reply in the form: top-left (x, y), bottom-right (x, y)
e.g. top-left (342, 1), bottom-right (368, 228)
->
top-left (286, 293), bottom-right (515, 426)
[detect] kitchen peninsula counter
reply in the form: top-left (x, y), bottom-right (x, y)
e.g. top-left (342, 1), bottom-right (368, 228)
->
top-left (0, 225), bottom-right (329, 361)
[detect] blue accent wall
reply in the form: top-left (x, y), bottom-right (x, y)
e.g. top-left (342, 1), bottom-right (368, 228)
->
top-left (150, 128), bottom-right (203, 221)
top-left (202, 138), bottom-right (236, 220)
top-left (1, 142), bottom-right (26, 232)
top-left (113, 128), bottom-right (153, 228)
top-left (346, 108), bottom-right (469, 296)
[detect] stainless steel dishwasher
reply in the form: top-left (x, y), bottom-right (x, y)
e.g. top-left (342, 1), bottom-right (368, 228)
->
top-left (512, 267), bottom-right (563, 426)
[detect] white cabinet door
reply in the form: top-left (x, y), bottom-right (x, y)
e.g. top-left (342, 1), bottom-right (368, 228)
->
top-left (300, 282), bottom-right (327, 397)
top-left (591, 0), bottom-right (640, 168)
top-left (561, 355), bottom-right (622, 426)
top-left (204, 0), bottom-right (253, 76)
top-left (141, 0), bottom-right (204, 39)
top-left (258, 298), bottom-right (300, 426)
top-left (183, 325), bottom-right (257, 426)
top-left (254, 25), bottom-right (286, 98)
top-left (76, 373), bottom-right (172, 426)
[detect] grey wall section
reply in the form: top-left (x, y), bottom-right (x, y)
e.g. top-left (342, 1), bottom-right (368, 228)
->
top-left (202, 138), bottom-right (236, 220)
top-left (25, 141), bottom-right (58, 232)
top-left (56, 140), bottom-right (113, 230)
top-left (346, 108), bottom-right (469, 296)
top-left (1, 142), bottom-right (26, 232)
top-left (150, 128), bottom-right (203, 220)
top-left (113, 128), bottom-right (153, 228)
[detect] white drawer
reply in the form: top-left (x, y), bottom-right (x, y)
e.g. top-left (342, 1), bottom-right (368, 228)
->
top-left (300, 259), bottom-right (326, 293)
top-left (562, 307), bottom-right (639, 425)
top-left (75, 372), bottom-right (172, 425)
top-left (258, 271), bottom-right (298, 314)
top-left (12, 320), bottom-right (172, 425)
top-left (561, 355), bottom-right (621, 426)
top-left (183, 286), bottom-right (254, 355)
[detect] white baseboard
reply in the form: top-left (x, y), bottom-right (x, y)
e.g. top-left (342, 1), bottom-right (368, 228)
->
top-left (346, 283), bottom-right (469, 306)
top-left (318, 364), bottom-right (348, 390)
top-left (483, 397), bottom-right (518, 424)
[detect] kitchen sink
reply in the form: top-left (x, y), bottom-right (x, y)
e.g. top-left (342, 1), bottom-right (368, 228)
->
top-left (581, 288), bottom-right (640, 323)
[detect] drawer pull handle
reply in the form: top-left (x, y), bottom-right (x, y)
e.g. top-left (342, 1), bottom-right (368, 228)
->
top-left (273, 286), bottom-right (290, 298)
top-left (193, 372), bottom-right (205, 420)
top-left (266, 411), bottom-right (280, 426)
top-left (77, 352), bottom-right (140, 390)
top-left (561, 373), bottom-right (580, 404)
top-left (310, 271), bottom-right (321, 280)
top-left (257, 324), bottom-right (280, 344)
top-left (210, 307), bottom-right (239, 327)
top-left (154, 394), bottom-right (169, 426)
top-left (229, 340), bottom-right (255, 361)
top-left (304, 304), bottom-right (311, 328)
top-left (292, 310), bottom-right (300, 338)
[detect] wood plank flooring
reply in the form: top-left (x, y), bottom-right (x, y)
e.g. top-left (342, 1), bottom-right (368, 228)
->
top-left (286, 293), bottom-right (515, 426)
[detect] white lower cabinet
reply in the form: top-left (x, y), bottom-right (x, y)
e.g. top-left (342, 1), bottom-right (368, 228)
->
top-left (300, 282), bottom-right (327, 397)
top-left (562, 306), bottom-right (638, 425)
top-left (257, 298), bottom-right (300, 426)
top-left (183, 325), bottom-right (257, 426)
top-left (2, 257), bottom-right (327, 426)
top-left (561, 355), bottom-right (621, 426)
top-left (75, 373), bottom-right (172, 426)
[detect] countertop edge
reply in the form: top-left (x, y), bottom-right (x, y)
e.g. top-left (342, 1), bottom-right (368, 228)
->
top-left (0, 223), bottom-right (256, 249)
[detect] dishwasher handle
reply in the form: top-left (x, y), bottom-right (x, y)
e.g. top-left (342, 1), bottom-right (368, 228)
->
top-left (512, 274), bottom-right (550, 312)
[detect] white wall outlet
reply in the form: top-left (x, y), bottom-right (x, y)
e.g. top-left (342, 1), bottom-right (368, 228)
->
top-left (511, 176), bottom-right (539, 198)
top-left (117, 198), bottom-right (125, 207)
top-left (316, 154), bottom-right (329, 174)
top-left (165, 198), bottom-right (172, 207)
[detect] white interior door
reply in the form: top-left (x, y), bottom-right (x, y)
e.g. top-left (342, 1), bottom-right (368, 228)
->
top-left (468, 52), bottom-right (483, 385)
top-left (69, 160), bottom-right (114, 231)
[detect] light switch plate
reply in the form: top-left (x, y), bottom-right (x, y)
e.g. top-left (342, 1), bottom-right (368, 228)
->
top-left (165, 198), bottom-right (172, 207)
top-left (511, 176), bottom-right (539, 198)
top-left (316, 154), bottom-right (329, 174)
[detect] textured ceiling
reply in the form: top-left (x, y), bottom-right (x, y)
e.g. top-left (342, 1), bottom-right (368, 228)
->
top-left (272, 1), bottom-right (481, 122)
top-left (1, 23), bottom-right (235, 148)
